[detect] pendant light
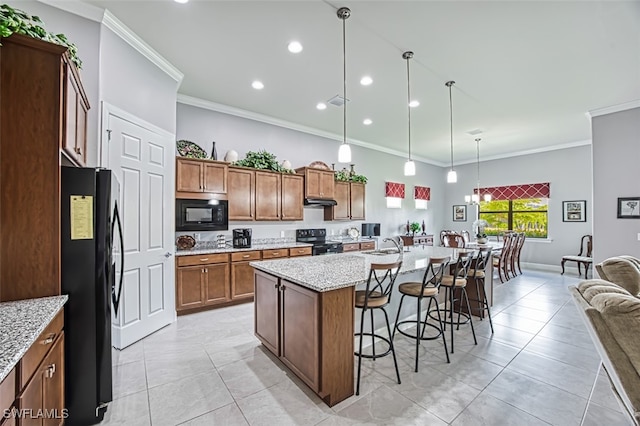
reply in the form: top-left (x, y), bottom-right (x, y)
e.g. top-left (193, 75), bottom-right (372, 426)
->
top-left (445, 80), bottom-right (457, 183)
top-left (465, 138), bottom-right (492, 204)
top-left (337, 7), bottom-right (351, 163)
top-left (403, 51), bottom-right (415, 176)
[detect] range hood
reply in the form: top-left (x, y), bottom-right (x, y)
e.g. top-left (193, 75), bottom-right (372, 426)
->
top-left (304, 198), bottom-right (338, 207)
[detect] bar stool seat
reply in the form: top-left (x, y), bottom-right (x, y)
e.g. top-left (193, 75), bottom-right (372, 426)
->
top-left (354, 260), bottom-right (403, 395)
top-left (393, 256), bottom-right (451, 372)
top-left (441, 275), bottom-right (468, 287)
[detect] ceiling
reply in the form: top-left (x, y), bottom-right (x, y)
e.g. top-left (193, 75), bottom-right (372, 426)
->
top-left (84, 0), bottom-right (640, 165)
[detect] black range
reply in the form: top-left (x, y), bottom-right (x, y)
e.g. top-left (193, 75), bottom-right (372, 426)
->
top-left (296, 228), bottom-right (343, 255)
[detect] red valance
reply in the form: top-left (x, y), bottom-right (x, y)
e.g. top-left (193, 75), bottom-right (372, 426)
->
top-left (475, 182), bottom-right (550, 200)
top-left (385, 182), bottom-right (405, 198)
top-left (414, 186), bottom-right (431, 200)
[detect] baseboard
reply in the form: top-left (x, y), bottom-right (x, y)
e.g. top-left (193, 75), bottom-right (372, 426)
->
top-left (521, 262), bottom-right (593, 278)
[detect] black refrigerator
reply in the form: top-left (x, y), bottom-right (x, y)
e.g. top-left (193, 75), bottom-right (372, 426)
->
top-left (61, 167), bottom-right (124, 425)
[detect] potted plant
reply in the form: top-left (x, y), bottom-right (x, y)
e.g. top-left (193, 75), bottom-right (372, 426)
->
top-left (232, 150), bottom-right (294, 173)
top-left (473, 219), bottom-right (489, 243)
top-left (410, 222), bottom-right (421, 235)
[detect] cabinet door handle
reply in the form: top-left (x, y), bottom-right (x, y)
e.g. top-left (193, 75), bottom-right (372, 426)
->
top-left (200, 258), bottom-right (209, 262)
top-left (243, 254), bottom-right (250, 258)
top-left (202, 268), bottom-right (205, 273)
top-left (41, 333), bottom-right (56, 345)
top-left (45, 364), bottom-right (56, 379)
top-left (74, 147), bottom-right (82, 155)
top-left (272, 252), bottom-right (279, 256)
top-left (274, 284), bottom-right (279, 288)
top-left (205, 269), bottom-right (208, 273)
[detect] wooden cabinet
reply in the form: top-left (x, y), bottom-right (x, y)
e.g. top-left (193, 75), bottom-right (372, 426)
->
top-left (176, 158), bottom-right (227, 197)
top-left (254, 270), bottom-right (355, 406)
top-left (359, 241), bottom-right (376, 251)
top-left (231, 251), bottom-right (261, 300)
top-left (414, 235), bottom-right (434, 246)
top-left (62, 62), bottom-right (89, 166)
top-left (255, 171), bottom-right (281, 220)
top-left (324, 182), bottom-right (366, 221)
top-left (289, 247), bottom-right (312, 257)
top-left (296, 167), bottom-right (335, 200)
top-left (0, 34), bottom-right (89, 302)
top-left (281, 174), bottom-right (304, 221)
top-left (2, 310), bottom-right (66, 426)
top-left (228, 167), bottom-right (255, 221)
top-left (262, 249), bottom-right (288, 259)
top-left (342, 241), bottom-right (375, 252)
top-left (176, 254), bottom-right (230, 311)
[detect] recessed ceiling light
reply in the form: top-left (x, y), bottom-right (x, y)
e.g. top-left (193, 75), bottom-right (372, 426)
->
top-left (363, 118), bottom-right (372, 125)
top-left (316, 102), bottom-right (327, 110)
top-left (409, 100), bottom-right (420, 108)
top-left (252, 80), bottom-right (264, 90)
top-left (360, 76), bottom-right (373, 86)
top-left (174, 0), bottom-right (188, 3)
top-left (288, 41), bottom-right (303, 53)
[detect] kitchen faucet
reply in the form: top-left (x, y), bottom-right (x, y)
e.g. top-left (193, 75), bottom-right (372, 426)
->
top-left (383, 237), bottom-right (403, 253)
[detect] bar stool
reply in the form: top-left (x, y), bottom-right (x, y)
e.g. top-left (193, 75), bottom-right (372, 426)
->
top-left (431, 251), bottom-right (477, 353)
top-left (393, 256), bottom-right (451, 372)
top-left (467, 247), bottom-right (494, 333)
top-left (354, 260), bottom-right (402, 395)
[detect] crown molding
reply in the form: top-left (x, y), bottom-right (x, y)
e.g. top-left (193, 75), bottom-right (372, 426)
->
top-left (588, 99), bottom-right (640, 118)
top-left (101, 10), bottom-right (183, 84)
top-left (454, 139), bottom-right (592, 166)
top-left (37, 0), bottom-right (183, 84)
top-left (177, 94), bottom-right (443, 167)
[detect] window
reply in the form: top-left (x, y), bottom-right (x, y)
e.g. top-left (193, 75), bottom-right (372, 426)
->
top-left (479, 198), bottom-right (548, 238)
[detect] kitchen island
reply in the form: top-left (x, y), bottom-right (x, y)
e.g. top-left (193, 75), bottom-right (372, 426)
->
top-left (250, 246), bottom-right (485, 406)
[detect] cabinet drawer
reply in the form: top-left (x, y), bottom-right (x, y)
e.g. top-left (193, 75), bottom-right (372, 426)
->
top-left (359, 242), bottom-right (376, 250)
top-left (0, 368), bottom-right (15, 411)
top-left (262, 249), bottom-right (288, 259)
top-left (20, 310), bottom-right (63, 388)
top-left (177, 253), bottom-right (229, 266)
top-left (342, 243), bottom-right (360, 252)
top-left (231, 251), bottom-right (261, 262)
top-left (289, 247), bottom-right (312, 257)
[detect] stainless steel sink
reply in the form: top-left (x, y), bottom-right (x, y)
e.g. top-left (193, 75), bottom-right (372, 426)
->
top-left (362, 249), bottom-right (401, 256)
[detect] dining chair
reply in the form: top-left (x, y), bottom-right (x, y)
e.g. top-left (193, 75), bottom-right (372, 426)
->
top-left (467, 247), bottom-right (494, 333)
top-left (354, 260), bottom-right (402, 395)
top-left (443, 232), bottom-right (466, 248)
top-left (561, 234), bottom-right (593, 278)
top-left (393, 256), bottom-right (451, 371)
top-left (493, 232), bottom-right (515, 283)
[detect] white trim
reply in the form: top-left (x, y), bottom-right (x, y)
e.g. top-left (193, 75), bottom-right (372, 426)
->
top-left (177, 94), bottom-right (443, 166)
top-left (522, 262), bottom-right (590, 278)
top-left (101, 11), bottom-right (183, 84)
top-left (524, 238), bottom-right (553, 244)
top-left (100, 102), bottom-right (175, 168)
top-left (37, 0), bottom-right (104, 22)
top-left (588, 99), bottom-right (640, 118)
top-left (455, 140), bottom-right (592, 166)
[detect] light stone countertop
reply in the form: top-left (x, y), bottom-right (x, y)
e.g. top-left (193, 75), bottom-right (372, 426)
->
top-left (176, 242), bottom-right (313, 256)
top-left (250, 245), bottom-right (469, 292)
top-left (0, 295), bottom-right (68, 383)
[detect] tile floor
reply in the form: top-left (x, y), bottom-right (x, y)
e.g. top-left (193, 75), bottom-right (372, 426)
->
top-left (103, 270), bottom-right (631, 425)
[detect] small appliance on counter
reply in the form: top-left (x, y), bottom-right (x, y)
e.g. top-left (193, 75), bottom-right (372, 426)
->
top-left (233, 228), bottom-right (252, 248)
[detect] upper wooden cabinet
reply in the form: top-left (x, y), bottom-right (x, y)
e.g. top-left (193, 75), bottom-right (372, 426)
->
top-left (62, 61), bottom-right (89, 166)
top-left (0, 34), bottom-right (89, 301)
top-left (296, 167), bottom-right (335, 200)
top-left (324, 182), bottom-right (366, 221)
top-left (228, 167), bottom-right (255, 221)
top-left (229, 168), bottom-right (303, 221)
top-left (176, 157), bottom-right (228, 198)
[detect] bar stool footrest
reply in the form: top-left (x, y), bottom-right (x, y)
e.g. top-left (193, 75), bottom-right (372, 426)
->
top-left (395, 319), bottom-right (443, 341)
top-left (354, 332), bottom-right (395, 359)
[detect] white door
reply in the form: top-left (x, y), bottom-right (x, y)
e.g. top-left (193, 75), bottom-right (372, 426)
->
top-left (103, 104), bottom-right (176, 349)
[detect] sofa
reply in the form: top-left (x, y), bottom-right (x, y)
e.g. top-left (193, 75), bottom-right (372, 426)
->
top-left (569, 257), bottom-right (640, 425)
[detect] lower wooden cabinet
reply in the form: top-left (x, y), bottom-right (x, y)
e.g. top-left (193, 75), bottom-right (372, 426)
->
top-left (4, 311), bottom-right (65, 426)
top-left (342, 241), bottom-right (375, 252)
top-left (176, 254), bottom-right (230, 311)
top-left (254, 270), bottom-right (354, 406)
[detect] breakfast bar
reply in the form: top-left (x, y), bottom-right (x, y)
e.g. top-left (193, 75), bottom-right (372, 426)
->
top-left (250, 246), bottom-right (489, 406)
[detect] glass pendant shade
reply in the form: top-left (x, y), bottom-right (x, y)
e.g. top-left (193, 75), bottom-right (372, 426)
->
top-left (447, 169), bottom-right (457, 183)
top-left (404, 159), bottom-right (415, 176)
top-left (484, 193), bottom-right (492, 202)
top-left (338, 143), bottom-right (351, 163)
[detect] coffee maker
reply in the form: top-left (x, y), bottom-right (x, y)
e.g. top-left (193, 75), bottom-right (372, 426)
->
top-left (232, 228), bottom-right (252, 248)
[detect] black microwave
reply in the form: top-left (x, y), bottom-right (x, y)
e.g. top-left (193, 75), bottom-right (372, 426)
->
top-left (175, 199), bottom-right (228, 232)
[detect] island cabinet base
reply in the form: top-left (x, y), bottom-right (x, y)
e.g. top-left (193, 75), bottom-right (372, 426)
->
top-left (254, 270), bottom-right (354, 406)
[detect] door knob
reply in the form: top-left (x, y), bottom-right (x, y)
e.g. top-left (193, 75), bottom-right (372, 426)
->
top-left (164, 252), bottom-right (173, 258)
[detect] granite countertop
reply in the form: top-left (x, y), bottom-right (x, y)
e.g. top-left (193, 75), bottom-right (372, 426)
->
top-left (176, 242), bottom-right (313, 256)
top-left (250, 246), bottom-right (467, 292)
top-left (0, 295), bottom-right (67, 383)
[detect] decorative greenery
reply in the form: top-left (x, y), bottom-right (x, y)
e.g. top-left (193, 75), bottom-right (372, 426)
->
top-left (334, 168), bottom-right (367, 183)
top-left (233, 150), bottom-right (293, 173)
top-left (350, 174), bottom-right (367, 184)
top-left (0, 4), bottom-right (82, 68)
top-left (409, 222), bottom-right (421, 234)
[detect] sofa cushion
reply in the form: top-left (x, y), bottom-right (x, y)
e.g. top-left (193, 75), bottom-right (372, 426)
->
top-left (577, 279), bottom-right (630, 303)
top-left (598, 257), bottom-right (640, 297)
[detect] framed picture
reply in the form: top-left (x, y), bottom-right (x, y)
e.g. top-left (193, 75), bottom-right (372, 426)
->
top-left (617, 197), bottom-right (640, 219)
top-left (453, 205), bottom-right (467, 222)
top-left (562, 200), bottom-right (586, 222)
